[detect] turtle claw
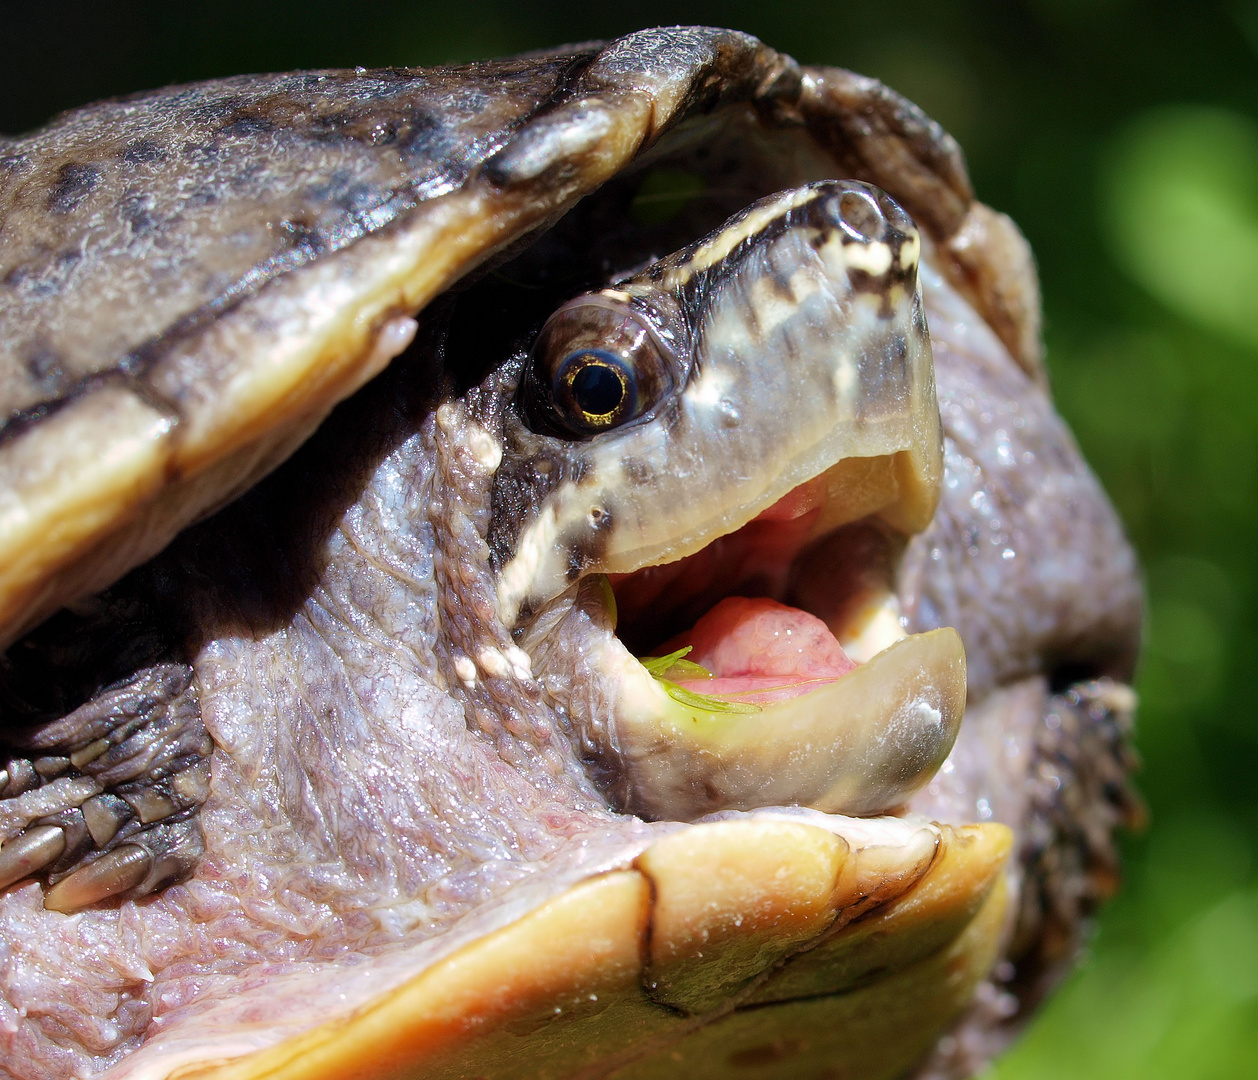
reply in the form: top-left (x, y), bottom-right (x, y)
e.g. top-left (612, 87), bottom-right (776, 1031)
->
top-left (42, 816), bottom-right (203, 913)
top-left (43, 842), bottom-right (151, 912)
top-left (0, 824), bottom-right (66, 890)
top-left (0, 661), bottom-right (210, 906)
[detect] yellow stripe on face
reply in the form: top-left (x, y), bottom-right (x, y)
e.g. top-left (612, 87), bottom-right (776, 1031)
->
top-left (899, 232), bottom-right (922, 271)
top-left (661, 187), bottom-right (822, 290)
top-left (746, 263), bottom-right (826, 340)
top-left (843, 239), bottom-right (894, 276)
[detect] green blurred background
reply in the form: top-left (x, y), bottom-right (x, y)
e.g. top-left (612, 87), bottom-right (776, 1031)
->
top-left (3, 1), bottom-right (1256, 1074)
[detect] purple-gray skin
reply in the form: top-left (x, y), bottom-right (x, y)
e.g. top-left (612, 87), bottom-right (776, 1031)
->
top-left (0, 27), bottom-right (1140, 1080)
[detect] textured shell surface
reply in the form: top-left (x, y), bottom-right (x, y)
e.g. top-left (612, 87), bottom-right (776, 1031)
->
top-left (0, 27), bottom-right (1142, 1080)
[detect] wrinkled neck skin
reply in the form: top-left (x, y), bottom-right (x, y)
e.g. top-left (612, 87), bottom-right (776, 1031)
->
top-left (192, 374), bottom-right (628, 924)
top-left (0, 354), bottom-right (662, 1079)
top-left (0, 263), bottom-right (1139, 1080)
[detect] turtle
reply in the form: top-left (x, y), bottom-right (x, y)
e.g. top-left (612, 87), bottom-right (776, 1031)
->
top-left (0, 25), bottom-right (1143, 1080)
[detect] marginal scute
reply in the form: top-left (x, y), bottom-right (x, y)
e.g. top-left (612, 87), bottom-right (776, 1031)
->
top-left (177, 870), bottom-right (668, 1080)
top-left (635, 821), bottom-right (850, 1014)
top-left (938, 202), bottom-right (1046, 384)
top-left (0, 185), bottom-right (502, 648)
top-left (484, 98), bottom-right (622, 185)
top-left (748, 822), bottom-right (1013, 1004)
top-left (0, 384), bottom-right (174, 649)
top-left (795, 67), bottom-right (973, 242)
top-left (612, 846), bottom-right (1010, 1080)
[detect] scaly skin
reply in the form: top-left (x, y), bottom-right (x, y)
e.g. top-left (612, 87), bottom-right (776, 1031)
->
top-left (0, 28), bottom-right (1141, 1080)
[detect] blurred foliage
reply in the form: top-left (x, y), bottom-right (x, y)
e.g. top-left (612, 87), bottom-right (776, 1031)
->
top-left (3, 0), bottom-right (1257, 1073)
top-left (1104, 108), bottom-right (1258, 349)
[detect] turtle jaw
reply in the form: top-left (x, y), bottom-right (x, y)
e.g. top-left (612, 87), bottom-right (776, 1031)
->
top-left (511, 441), bottom-right (965, 824)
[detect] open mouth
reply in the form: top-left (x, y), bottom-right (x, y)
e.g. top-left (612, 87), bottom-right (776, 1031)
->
top-left (611, 472), bottom-right (906, 675)
top-left (518, 461), bottom-right (966, 824)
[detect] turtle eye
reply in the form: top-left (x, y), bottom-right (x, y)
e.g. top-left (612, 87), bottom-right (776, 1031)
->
top-left (526, 296), bottom-right (676, 438)
top-left (555, 349), bottom-right (634, 427)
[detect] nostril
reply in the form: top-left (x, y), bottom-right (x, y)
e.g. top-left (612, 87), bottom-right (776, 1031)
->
top-left (835, 189), bottom-right (886, 243)
top-left (876, 189), bottom-right (916, 233)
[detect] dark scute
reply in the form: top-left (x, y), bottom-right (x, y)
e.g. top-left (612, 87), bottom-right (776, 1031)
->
top-left (47, 162), bottom-right (101, 213)
top-left (274, 217), bottom-right (327, 256)
top-left (23, 345), bottom-right (67, 396)
top-left (120, 192), bottom-right (158, 237)
top-left (217, 114), bottom-right (276, 138)
top-left (121, 139), bottom-right (166, 165)
top-left (0, 152), bottom-right (32, 175)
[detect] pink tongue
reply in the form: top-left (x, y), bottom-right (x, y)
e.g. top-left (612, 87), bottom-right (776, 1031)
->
top-left (665, 596), bottom-right (856, 703)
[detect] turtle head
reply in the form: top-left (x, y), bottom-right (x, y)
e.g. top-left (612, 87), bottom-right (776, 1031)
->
top-left (494, 180), bottom-right (938, 615)
top-left (485, 180), bottom-right (963, 820)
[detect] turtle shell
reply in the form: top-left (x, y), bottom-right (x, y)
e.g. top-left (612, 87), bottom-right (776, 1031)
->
top-left (0, 26), bottom-right (1140, 1080)
top-left (0, 26), bottom-right (1042, 652)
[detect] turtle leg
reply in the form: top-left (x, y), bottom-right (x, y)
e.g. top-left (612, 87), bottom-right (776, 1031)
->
top-left (0, 660), bottom-right (210, 911)
top-left (903, 677), bottom-right (1143, 1080)
top-left (1011, 679), bottom-right (1144, 999)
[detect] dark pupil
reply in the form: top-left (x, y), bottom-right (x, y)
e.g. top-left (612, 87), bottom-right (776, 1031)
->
top-left (570, 360), bottom-right (625, 416)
